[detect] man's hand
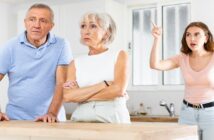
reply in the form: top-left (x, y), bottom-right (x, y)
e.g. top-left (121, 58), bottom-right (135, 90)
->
top-left (35, 113), bottom-right (58, 123)
top-left (0, 112), bottom-right (9, 121)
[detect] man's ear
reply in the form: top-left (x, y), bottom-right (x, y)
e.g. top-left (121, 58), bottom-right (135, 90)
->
top-left (50, 22), bottom-right (55, 29)
top-left (24, 19), bottom-right (27, 28)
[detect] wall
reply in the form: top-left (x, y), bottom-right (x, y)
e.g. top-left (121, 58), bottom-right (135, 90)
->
top-left (127, 90), bottom-right (184, 115)
top-left (0, 2), bottom-right (16, 112)
top-left (191, 0), bottom-right (214, 32)
top-left (0, 3), bottom-right (16, 44)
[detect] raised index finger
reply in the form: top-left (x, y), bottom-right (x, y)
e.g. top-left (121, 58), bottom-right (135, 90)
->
top-left (151, 20), bottom-right (157, 27)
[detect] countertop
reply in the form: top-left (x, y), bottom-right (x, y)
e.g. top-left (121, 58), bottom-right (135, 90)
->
top-left (0, 121), bottom-right (197, 140)
top-left (131, 115), bottom-right (179, 122)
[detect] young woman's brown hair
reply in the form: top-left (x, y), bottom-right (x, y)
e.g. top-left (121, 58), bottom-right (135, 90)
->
top-left (181, 22), bottom-right (214, 54)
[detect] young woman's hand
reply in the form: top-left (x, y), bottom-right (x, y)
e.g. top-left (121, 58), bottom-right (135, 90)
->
top-left (151, 21), bottom-right (162, 39)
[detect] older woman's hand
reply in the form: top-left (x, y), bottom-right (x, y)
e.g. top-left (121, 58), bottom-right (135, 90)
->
top-left (63, 81), bottom-right (78, 89)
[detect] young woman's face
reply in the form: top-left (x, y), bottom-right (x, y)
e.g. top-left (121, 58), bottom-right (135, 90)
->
top-left (185, 26), bottom-right (208, 52)
top-left (80, 17), bottom-right (106, 48)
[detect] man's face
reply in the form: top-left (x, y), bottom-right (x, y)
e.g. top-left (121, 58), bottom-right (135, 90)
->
top-left (24, 8), bottom-right (54, 43)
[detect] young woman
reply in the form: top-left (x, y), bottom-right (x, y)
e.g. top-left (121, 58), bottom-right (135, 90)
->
top-left (150, 21), bottom-right (214, 140)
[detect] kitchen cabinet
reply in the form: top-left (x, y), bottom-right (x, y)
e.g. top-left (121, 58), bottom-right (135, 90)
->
top-left (0, 121), bottom-right (197, 140)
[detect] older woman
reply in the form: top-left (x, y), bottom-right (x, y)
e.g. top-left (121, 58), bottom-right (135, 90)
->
top-left (63, 12), bottom-right (130, 123)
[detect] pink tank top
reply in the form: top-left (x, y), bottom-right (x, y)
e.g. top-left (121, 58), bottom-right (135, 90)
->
top-left (170, 53), bottom-right (214, 104)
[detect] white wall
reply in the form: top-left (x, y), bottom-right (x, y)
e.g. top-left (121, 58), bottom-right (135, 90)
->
top-left (0, 3), bottom-right (9, 44)
top-left (0, 2), bottom-right (16, 112)
top-left (127, 90), bottom-right (184, 115)
top-left (191, 0), bottom-right (214, 32)
top-left (0, 3), bottom-right (16, 44)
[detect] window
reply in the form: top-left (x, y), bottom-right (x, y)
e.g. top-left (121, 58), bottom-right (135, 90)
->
top-left (130, 2), bottom-right (190, 88)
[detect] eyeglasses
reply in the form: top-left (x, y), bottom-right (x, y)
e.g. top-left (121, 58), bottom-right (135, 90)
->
top-left (26, 17), bottom-right (51, 25)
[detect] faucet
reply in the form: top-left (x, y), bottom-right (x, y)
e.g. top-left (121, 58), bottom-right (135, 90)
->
top-left (159, 100), bottom-right (175, 117)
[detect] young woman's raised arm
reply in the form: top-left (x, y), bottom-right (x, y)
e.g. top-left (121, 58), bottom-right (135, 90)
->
top-left (150, 23), bottom-right (179, 70)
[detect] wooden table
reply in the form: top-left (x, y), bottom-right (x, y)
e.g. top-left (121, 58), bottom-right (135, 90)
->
top-left (0, 121), bottom-right (197, 140)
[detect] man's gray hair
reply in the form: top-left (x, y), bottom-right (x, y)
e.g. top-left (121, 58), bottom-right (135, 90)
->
top-left (27, 3), bottom-right (54, 23)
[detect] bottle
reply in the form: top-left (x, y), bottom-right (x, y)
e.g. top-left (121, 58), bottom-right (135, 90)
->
top-left (139, 103), bottom-right (147, 115)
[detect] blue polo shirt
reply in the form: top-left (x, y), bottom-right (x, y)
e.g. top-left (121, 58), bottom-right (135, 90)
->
top-left (0, 32), bottom-right (72, 121)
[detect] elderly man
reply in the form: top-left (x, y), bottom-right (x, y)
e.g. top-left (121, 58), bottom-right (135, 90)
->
top-left (0, 3), bottom-right (72, 122)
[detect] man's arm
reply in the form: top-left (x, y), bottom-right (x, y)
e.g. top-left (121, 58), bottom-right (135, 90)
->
top-left (0, 74), bottom-right (4, 81)
top-left (0, 73), bottom-right (9, 121)
top-left (35, 66), bottom-right (67, 123)
top-left (48, 65), bottom-right (67, 117)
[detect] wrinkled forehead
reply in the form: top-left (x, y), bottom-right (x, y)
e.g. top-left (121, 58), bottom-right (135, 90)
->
top-left (26, 8), bottom-right (51, 19)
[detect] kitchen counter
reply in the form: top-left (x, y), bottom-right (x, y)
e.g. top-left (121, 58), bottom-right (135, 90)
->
top-left (0, 121), bottom-right (197, 140)
top-left (131, 115), bottom-right (179, 122)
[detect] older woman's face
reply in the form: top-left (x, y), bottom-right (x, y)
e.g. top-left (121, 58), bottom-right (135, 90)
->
top-left (80, 18), bottom-right (106, 47)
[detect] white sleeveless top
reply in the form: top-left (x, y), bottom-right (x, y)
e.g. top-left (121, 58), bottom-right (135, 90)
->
top-left (72, 49), bottom-right (130, 123)
top-left (74, 49), bottom-right (119, 87)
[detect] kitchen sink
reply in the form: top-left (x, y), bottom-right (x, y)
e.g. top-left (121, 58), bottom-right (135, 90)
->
top-left (130, 115), bottom-right (178, 122)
